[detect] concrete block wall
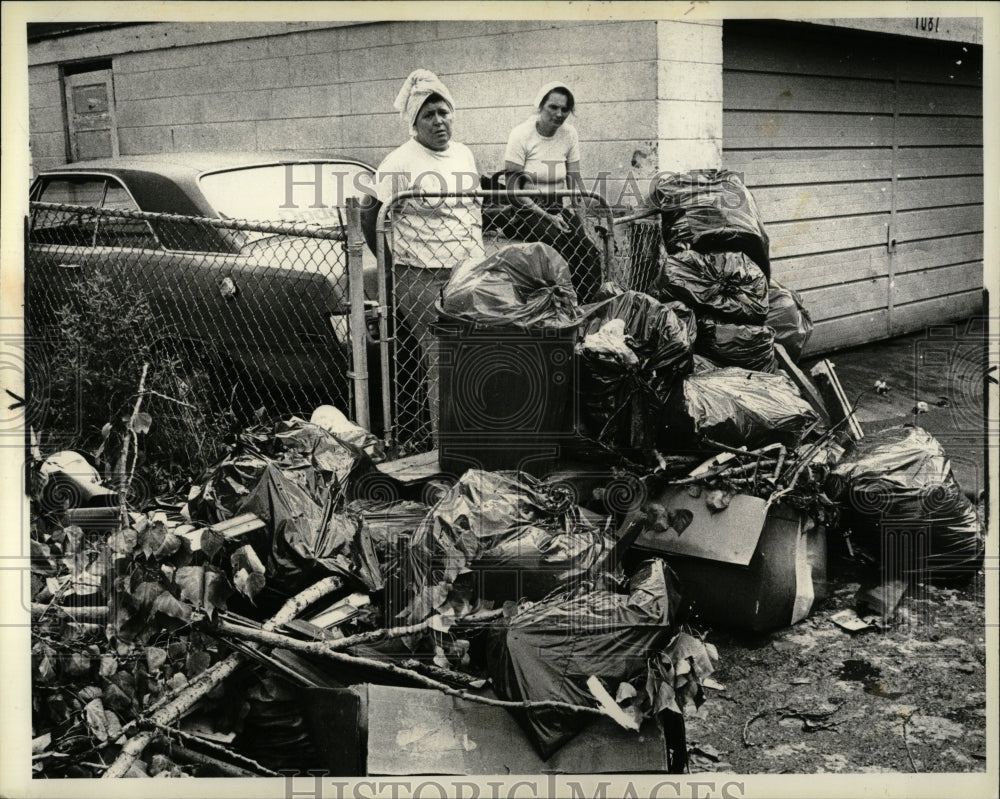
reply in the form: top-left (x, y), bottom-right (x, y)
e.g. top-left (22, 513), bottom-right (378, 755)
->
top-left (27, 20), bottom-right (661, 206)
top-left (655, 20), bottom-right (723, 173)
top-left (27, 64), bottom-right (65, 175)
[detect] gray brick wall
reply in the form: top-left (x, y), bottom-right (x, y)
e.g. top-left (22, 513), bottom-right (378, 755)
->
top-left (28, 20), bottom-right (660, 205)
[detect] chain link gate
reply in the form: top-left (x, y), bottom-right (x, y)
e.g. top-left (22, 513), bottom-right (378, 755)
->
top-left (372, 188), bottom-right (673, 456)
top-left (25, 201), bottom-right (373, 455)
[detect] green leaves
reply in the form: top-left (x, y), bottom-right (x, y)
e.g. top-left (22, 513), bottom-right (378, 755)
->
top-left (139, 520), bottom-right (183, 561)
top-left (174, 565), bottom-right (232, 619)
top-left (131, 411), bottom-right (153, 435)
top-left (646, 632), bottom-right (720, 717)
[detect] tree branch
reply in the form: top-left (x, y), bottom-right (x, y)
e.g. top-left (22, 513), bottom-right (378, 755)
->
top-left (101, 574), bottom-right (345, 778)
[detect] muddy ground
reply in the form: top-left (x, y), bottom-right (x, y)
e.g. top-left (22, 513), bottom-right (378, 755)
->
top-left (682, 561), bottom-right (987, 774)
top-left (680, 320), bottom-right (992, 775)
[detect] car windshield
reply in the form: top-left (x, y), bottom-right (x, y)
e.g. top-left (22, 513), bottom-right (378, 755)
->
top-left (199, 162), bottom-right (375, 238)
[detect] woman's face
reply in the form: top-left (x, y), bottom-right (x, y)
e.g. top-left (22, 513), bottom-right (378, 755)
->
top-left (539, 91), bottom-right (571, 130)
top-left (414, 100), bottom-right (453, 151)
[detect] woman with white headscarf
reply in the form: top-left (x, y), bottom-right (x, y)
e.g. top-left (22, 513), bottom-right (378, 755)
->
top-left (361, 69), bottom-right (483, 444)
top-left (499, 82), bottom-right (602, 302)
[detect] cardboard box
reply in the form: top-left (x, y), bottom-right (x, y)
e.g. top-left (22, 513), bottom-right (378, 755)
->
top-left (302, 684), bottom-right (671, 775)
top-left (631, 486), bottom-right (827, 632)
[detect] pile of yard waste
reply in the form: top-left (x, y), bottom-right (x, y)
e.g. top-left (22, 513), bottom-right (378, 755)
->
top-left (28, 170), bottom-right (985, 778)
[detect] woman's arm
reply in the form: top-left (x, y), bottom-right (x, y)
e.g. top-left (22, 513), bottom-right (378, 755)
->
top-left (504, 159), bottom-right (570, 233)
top-left (566, 161), bottom-right (589, 226)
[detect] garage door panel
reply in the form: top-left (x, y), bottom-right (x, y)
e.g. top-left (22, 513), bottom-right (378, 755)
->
top-left (767, 214), bottom-right (889, 259)
top-left (898, 82), bottom-right (982, 116)
top-left (896, 176), bottom-right (983, 210)
top-left (724, 30), bottom-right (896, 80)
top-left (893, 263), bottom-right (984, 305)
top-left (895, 205), bottom-right (983, 242)
top-left (894, 233), bottom-right (983, 273)
top-left (726, 148), bottom-right (893, 186)
top-left (896, 146), bottom-right (983, 178)
top-left (808, 311), bottom-right (889, 354)
top-left (892, 44), bottom-right (983, 88)
top-left (892, 291), bottom-right (984, 337)
top-left (771, 246), bottom-right (888, 291)
top-left (724, 111), bottom-right (894, 148)
top-left (752, 181), bottom-right (891, 223)
top-left (801, 277), bottom-right (887, 319)
top-left (724, 71), bottom-right (894, 113)
top-left (896, 115), bottom-right (982, 147)
top-left (724, 21), bottom-right (982, 354)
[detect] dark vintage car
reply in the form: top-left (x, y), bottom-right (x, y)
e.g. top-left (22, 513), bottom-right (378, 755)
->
top-left (26, 151), bottom-right (385, 426)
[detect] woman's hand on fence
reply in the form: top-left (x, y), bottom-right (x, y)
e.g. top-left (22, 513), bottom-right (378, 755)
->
top-left (548, 211), bottom-right (571, 234)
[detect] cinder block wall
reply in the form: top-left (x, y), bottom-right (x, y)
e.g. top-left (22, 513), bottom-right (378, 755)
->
top-left (28, 20), bottom-right (661, 206)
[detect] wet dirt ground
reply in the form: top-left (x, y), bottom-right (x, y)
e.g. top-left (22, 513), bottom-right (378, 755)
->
top-left (683, 316), bottom-right (993, 774)
top-left (685, 570), bottom-right (987, 774)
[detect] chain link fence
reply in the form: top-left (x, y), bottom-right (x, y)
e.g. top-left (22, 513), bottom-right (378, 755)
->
top-left (374, 189), bottom-right (663, 456)
top-left (25, 196), bottom-right (664, 468)
top-left (608, 210), bottom-right (662, 297)
top-left (25, 201), bottom-right (369, 462)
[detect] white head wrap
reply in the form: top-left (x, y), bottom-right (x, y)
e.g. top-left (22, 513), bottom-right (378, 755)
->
top-left (394, 69), bottom-right (455, 132)
top-left (533, 81), bottom-right (573, 110)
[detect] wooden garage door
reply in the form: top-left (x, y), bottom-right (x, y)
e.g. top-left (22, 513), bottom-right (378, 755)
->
top-left (723, 21), bottom-right (983, 354)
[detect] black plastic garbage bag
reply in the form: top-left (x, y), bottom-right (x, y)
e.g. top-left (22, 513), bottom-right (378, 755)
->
top-left (767, 280), bottom-right (814, 362)
top-left (651, 169), bottom-right (770, 275)
top-left (667, 366), bottom-right (820, 449)
top-left (653, 250), bottom-right (768, 323)
top-left (696, 316), bottom-right (777, 373)
top-left (487, 558), bottom-right (681, 758)
top-left (577, 291), bottom-right (696, 453)
top-left (187, 416), bottom-right (375, 523)
top-left (239, 463), bottom-right (384, 596)
top-left (831, 426), bottom-right (984, 579)
top-left (404, 470), bottom-right (616, 622)
top-left (440, 242), bottom-right (581, 329)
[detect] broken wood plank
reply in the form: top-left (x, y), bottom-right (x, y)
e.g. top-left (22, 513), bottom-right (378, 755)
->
top-left (177, 512), bottom-right (266, 553)
top-left (774, 343), bottom-right (833, 426)
top-left (810, 359), bottom-right (865, 442)
top-left (306, 592), bottom-right (370, 630)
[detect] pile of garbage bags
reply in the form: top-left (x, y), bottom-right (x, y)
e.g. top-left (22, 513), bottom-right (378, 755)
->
top-left (172, 416), bottom-right (713, 764)
top-left (185, 413), bottom-right (385, 605)
top-left (831, 425), bottom-right (984, 579)
top-left (649, 169), bottom-right (815, 370)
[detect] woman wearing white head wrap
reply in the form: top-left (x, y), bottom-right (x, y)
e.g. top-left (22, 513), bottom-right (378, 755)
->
top-left (361, 69), bottom-right (483, 445)
top-left (498, 82), bottom-right (602, 303)
top-left (393, 68), bottom-right (455, 134)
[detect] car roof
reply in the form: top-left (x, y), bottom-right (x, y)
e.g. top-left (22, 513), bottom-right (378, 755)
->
top-left (38, 150), bottom-right (373, 179)
top-left (34, 151), bottom-right (375, 216)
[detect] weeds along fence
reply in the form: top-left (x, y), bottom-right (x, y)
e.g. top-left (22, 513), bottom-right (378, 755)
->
top-left (25, 201), bottom-right (371, 476)
top-left (24, 196), bottom-right (663, 473)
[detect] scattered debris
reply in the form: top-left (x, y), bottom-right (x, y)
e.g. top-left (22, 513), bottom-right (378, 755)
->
top-left (27, 168), bottom-right (987, 778)
top-left (830, 609), bottom-right (879, 634)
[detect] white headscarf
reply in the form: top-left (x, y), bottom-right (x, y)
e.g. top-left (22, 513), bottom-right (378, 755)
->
top-left (533, 81), bottom-right (573, 110)
top-left (394, 69), bottom-right (455, 133)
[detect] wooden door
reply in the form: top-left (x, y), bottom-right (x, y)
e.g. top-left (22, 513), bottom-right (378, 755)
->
top-left (64, 68), bottom-right (120, 161)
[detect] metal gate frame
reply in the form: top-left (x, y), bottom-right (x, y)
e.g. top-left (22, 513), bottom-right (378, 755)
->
top-left (372, 188), bottom-right (616, 455)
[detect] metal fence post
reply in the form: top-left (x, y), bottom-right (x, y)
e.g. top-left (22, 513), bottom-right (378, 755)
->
top-left (345, 198), bottom-right (370, 431)
top-left (375, 203), bottom-right (395, 451)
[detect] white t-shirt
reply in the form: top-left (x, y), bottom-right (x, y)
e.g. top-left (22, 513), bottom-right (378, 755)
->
top-left (503, 116), bottom-right (581, 190)
top-left (374, 138), bottom-right (484, 270)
